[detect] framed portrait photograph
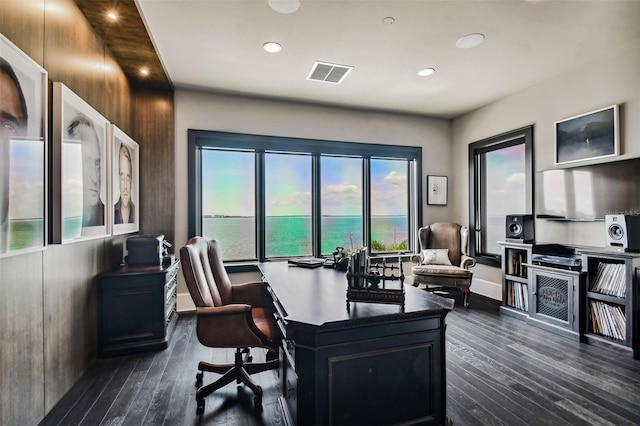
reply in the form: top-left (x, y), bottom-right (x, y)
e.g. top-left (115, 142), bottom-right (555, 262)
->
top-left (51, 82), bottom-right (110, 244)
top-left (555, 105), bottom-right (619, 165)
top-left (111, 125), bottom-right (139, 235)
top-left (1, 34), bottom-right (48, 258)
top-left (427, 175), bottom-right (447, 206)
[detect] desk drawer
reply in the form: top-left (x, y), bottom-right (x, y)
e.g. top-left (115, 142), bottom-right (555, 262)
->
top-left (281, 340), bottom-right (297, 425)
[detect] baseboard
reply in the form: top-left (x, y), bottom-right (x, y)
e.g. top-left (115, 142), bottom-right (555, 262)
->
top-left (471, 277), bottom-right (501, 301)
top-left (177, 292), bottom-right (196, 313)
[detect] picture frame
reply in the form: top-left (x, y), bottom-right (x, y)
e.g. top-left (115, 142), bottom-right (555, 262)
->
top-left (51, 82), bottom-right (110, 244)
top-left (555, 105), bottom-right (619, 165)
top-left (111, 125), bottom-right (139, 235)
top-left (427, 175), bottom-right (447, 206)
top-left (1, 34), bottom-right (48, 258)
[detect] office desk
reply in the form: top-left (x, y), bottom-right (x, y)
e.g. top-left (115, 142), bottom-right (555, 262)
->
top-left (259, 262), bottom-right (454, 426)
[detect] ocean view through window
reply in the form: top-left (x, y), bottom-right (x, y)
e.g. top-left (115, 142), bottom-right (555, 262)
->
top-left (189, 130), bottom-right (422, 262)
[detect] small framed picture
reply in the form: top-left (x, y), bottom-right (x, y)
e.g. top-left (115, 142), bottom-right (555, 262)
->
top-left (111, 125), bottom-right (139, 235)
top-left (555, 105), bottom-right (619, 165)
top-left (1, 34), bottom-right (48, 257)
top-left (427, 175), bottom-right (447, 206)
top-left (51, 82), bottom-right (110, 243)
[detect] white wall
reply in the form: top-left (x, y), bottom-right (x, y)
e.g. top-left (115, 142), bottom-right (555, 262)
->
top-left (452, 41), bottom-right (640, 299)
top-left (174, 91), bottom-right (452, 310)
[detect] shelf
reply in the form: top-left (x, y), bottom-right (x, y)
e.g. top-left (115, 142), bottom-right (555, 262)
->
top-left (504, 274), bottom-right (528, 283)
top-left (586, 291), bottom-right (625, 305)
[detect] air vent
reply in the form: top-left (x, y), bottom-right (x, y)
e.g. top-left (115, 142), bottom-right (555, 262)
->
top-left (307, 61), bottom-right (353, 84)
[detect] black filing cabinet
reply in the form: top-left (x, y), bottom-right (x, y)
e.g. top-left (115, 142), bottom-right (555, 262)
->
top-left (98, 260), bottom-right (179, 356)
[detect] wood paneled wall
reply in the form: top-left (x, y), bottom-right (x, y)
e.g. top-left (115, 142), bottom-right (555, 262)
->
top-left (0, 1), bottom-right (175, 423)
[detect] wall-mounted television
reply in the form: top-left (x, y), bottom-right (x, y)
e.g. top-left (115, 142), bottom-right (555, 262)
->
top-left (536, 157), bottom-right (640, 221)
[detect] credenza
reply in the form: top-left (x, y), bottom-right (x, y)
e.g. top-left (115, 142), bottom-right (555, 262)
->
top-left (97, 260), bottom-right (179, 357)
top-left (259, 262), bottom-right (454, 426)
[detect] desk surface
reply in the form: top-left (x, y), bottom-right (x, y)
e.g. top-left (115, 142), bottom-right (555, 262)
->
top-left (259, 261), bottom-right (454, 327)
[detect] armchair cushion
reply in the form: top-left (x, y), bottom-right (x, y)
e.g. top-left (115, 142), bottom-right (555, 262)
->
top-left (421, 249), bottom-right (452, 265)
top-left (412, 264), bottom-right (471, 277)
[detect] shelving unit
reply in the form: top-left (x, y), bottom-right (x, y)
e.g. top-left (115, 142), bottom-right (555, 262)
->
top-left (579, 249), bottom-right (640, 359)
top-left (499, 241), bottom-right (533, 320)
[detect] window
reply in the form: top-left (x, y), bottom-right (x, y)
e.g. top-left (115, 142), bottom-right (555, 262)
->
top-left (320, 156), bottom-right (363, 254)
top-left (189, 130), bottom-right (422, 262)
top-left (469, 126), bottom-right (533, 266)
top-left (265, 153), bottom-right (312, 257)
top-left (200, 149), bottom-right (255, 261)
top-left (370, 158), bottom-right (409, 252)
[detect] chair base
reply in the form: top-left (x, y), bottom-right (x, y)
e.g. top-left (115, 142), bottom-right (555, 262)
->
top-left (412, 276), bottom-right (471, 308)
top-left (194, 348), bottom-right (279, 414)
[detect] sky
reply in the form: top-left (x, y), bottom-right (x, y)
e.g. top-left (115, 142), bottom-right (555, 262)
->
top-left (8, 138), bottom-right (44, 219)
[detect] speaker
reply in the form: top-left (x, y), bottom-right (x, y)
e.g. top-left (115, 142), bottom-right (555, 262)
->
top-left (605, 214), bottom-right (640, 252)
top-left (505, 214), bottom-right (534, 242)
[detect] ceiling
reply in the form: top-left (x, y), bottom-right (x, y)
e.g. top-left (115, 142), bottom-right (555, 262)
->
top-left (128, 0), bottom-right (639, 119)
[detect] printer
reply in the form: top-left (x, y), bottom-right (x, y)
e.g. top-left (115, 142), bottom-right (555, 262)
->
top-left (125, 234), bottom-right (170, 266)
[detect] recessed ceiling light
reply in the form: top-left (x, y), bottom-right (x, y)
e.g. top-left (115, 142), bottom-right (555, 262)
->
top-left (107, 11), bottom-right (118, 21)
top-left (263, 42), bottom-right (282, 53)
top-left (268, 0), bottom-right (300, 14)
top-left (456, 33), bottom-right (485, 49)
top-left (139, 67), bottom-right (149, 77)
top-left (418, 67), bottom-right (435, 77)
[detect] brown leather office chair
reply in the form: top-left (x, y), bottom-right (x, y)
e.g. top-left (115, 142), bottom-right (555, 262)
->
top-left (411, 223), bottom-right (476, 307)
top-left (180, 237), bottom-right (280, 414)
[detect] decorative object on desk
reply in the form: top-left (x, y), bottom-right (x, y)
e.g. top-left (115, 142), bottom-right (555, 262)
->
top-left (288, 257), bottom-right (325, 268)
top-left (555, 104), bottom-right (619, 165)
top-left (1, 34), bottom-right (48, 258)
top-left (411, 222), bottom-right (475, 308)
top-left (346, 247), bottom-right (405, 310)
top-left (333, 246), bottom-right (349, 271)
top-left (427, 175), bottom-right (447, 206)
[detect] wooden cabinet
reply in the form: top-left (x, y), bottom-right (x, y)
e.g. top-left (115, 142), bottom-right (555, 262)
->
top-left (499, 241), bottom-right (533, 320)
top-left (499, 241), bottom-right (584, 340)
top-left (579, 249), bottom-right (640, 359)
top-left (98, 260), bottom-right (179, 357)
top-left (527, 263), bottom-right (582, 340)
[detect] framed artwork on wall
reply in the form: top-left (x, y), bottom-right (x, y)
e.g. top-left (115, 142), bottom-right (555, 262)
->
top-left (51, 82), bottom-right (110, 243)
top-left (555, 105), bottom-right (619, 165)
top-left (427, 175), bottom-right (447, 206)
top-left (1, 34), bottom-right (48, 258)
top-left (111, 125), bottom-right (139, 235)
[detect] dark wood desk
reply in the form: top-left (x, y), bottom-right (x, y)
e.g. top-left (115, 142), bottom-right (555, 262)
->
top-left (259, 262), bottom-right (454, 426)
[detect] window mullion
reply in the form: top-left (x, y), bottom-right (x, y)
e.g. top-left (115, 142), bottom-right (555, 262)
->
top-left (256, 150), bottom-right (265, 261)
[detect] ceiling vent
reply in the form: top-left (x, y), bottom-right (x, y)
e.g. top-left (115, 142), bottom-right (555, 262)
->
top-left (307, 61), bottom-right (353, 84)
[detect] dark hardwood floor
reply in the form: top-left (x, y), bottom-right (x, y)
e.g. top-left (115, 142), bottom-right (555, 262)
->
top-left (41, 293), bottom-right (640, 426)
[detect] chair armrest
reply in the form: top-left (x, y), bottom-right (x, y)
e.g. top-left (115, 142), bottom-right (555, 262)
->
top-left (231, 281), bottom-right (268, 307)
top-left (411, 254), bottom-right (423, 265)
top-left (196, 305), bottom-right (265, 347)
top-left (460, 255), bottom-right (476, 270)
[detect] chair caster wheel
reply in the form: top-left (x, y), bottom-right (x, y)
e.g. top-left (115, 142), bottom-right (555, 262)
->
top-left (254, 385), bottom-right (263, 407)
top-left (196, 399), bottom-right (205, 414)
top-left (195, 372), bottom-right (203, 387)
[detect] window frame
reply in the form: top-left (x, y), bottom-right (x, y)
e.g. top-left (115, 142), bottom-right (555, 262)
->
top-left (468, 126), bottom-right (534, 267)
top-left (188, 130), bottom-right (422, 262)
